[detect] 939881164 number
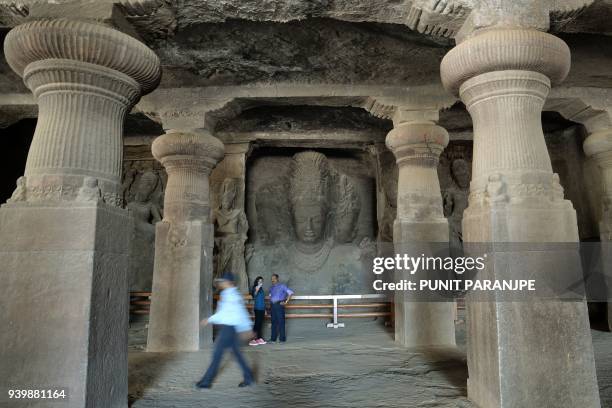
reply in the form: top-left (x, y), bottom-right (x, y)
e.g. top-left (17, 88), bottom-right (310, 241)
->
top-left (8, 389), bottom-right (67, 399)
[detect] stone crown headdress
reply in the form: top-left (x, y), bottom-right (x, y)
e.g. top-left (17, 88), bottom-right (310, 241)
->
top-left (289, 151), bottom-right (330, 208)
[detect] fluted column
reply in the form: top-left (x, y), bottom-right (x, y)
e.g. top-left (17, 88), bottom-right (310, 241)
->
top-left (4, 18), bottom-right (160, 203)
top-left (385, 111), bottom-right (456, 347)
top-left (0, 18), bottom-right (160, 408)
top-left (441, 28), bottom-right (600, 408)
top-left (147, 131), bottom-right (224, 351)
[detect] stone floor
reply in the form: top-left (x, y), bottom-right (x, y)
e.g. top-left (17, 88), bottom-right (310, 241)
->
top-left (128, 318), bottom-right (612, 408)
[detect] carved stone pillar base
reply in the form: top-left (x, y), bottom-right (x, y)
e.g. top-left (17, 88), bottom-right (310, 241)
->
top-left (0, 202), bottom-right (131, 408)
top-left (463, 204), bottom-right (598, 408)
top-left (147, 221), bottom-right (215, 351)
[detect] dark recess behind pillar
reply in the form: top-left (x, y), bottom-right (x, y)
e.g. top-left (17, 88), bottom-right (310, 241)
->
top-left (0, 119), bottom-right (35, 203)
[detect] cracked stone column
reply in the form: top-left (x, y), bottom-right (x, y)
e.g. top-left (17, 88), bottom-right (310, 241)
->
top-left (0, 18), bottom-right (160, 407)
top-left (584, 128), bottom-right (612, 329)
top-left (385, 109), bottom-right (456, 347)
top-left (441, 26), bottom-right (600, 408)
top-left (147, 130), bottom-right (224, 351)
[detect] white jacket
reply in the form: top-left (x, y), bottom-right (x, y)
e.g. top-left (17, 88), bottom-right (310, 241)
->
top-left (207, 286), bottom-right (253, 333)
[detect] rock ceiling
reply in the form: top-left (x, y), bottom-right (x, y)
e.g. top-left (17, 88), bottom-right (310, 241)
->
top-left (0, 0), bottom-right (611, 132)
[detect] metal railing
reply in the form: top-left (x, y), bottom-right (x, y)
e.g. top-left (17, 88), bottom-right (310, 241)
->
top-left (130, 292), bottom-right (391, 328)
top-left (284, 294), bottom-right (390, 328)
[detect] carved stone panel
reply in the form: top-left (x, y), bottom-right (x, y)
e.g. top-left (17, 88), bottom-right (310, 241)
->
top-left (439, 141), bottom-right (472, 255)
top-left (123, 147), bottom-right (167, 291)
top-left (246, 149), bottom-right (376, 295)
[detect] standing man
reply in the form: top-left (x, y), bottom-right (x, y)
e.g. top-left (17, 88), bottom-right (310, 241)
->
top-left (269, 274), bottom-right (294, 343)
top-left (197, 272), bottom-right (255, 388)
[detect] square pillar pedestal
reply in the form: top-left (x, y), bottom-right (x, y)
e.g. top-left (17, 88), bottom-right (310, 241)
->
top-left (0, 202), bottom-right (131, 408)
top-left (147, 221), bottom-right (215, 350)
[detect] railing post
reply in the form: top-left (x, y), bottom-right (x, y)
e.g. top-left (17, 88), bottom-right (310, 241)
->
top-left (327, 296), bottom-right (346, 328)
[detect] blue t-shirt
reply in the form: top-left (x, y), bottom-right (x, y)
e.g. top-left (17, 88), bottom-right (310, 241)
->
top-left (252, 287), bottom-right (265, 310)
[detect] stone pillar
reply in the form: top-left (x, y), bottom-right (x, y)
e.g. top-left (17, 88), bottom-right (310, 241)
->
top-left (584, 128), bottom-right (612, 329)
top-left (385, 109), bottom-right (456, 347)
top-left (441, 28), bottom-right (600, 408)
top-left (147, 131), bottom-right (224, 351)
top-left (0, 18), bottom-right (160, 408)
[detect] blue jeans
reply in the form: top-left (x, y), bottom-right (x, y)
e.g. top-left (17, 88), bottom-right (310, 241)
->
top-left (198, 325), bottom-right (254, 386)
top-left (270, 302), bottom-right (286, 342)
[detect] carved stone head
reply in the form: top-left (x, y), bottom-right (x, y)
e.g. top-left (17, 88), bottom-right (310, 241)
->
top-left (289, 151), bottom-right (330, 244)
top-left (84, 176), bottom-right (98, 189)
top-left (451, 159), bottom-right (470, 189)
top-left (134, 171), bottom-right (158, 202)
top-left (256, 182), bottom-right (290, 244)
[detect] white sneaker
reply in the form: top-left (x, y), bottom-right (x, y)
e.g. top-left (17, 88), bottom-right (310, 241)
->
top-left (248, 340), bottom-right (259, 346)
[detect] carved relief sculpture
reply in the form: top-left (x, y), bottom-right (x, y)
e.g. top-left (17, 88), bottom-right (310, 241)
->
top-left (127, 171), bottom-right (162, 225)
top-left (442, 158), bottom-right (470, 254)
top-left (7, 176), bottom-right (26, 203)
top-left (214, 178), bottom-right (249, 293)
top-left (247, 150), bottom-right (372, 294)
top-left (254, 182), bottom-right (291, 244)
top-left (127, 170), bottom-right (162, 290)
top-left (334, 174), bottom-right (361, 243)
top-left (288, 151), bottom-right (335, 271)
top-left (76, 177), bottom-right (102, 202)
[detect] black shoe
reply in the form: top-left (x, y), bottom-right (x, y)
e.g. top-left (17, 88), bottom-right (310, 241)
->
top-left (238, 381), bottom-right (254, 388)
top-left (195, 382), bottom-right (211, 389)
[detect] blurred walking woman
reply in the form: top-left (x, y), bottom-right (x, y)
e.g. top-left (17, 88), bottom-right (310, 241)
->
top-left (249, 276), bottom-right (267, 346)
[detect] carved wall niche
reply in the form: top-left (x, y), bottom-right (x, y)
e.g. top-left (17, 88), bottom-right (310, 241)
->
top-left (245, 148), bottom-right (377, 295)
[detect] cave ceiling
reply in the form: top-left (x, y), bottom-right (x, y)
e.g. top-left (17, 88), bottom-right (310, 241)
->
top-left (0, 0), bottom-right (611, 131)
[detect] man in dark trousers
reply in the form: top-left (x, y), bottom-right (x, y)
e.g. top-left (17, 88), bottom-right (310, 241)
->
top-left (268, 274), bottom-right (294, 343)
top-left (197, 272), bottom-right (255, 388)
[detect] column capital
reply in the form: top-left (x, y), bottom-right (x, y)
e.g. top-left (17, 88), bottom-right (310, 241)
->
top-left (2, 18), bottom-right (161, 206)
top-left (440, 28), bottom-right (570, 96)
top-left (4, 18), bottom-right (160, 95)
top-left (385, 121), bottom-right (449, 167)
top-left (152, 130), bottom-right (225, 173)
top-left (152, 131), bottom-right (224, 223)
